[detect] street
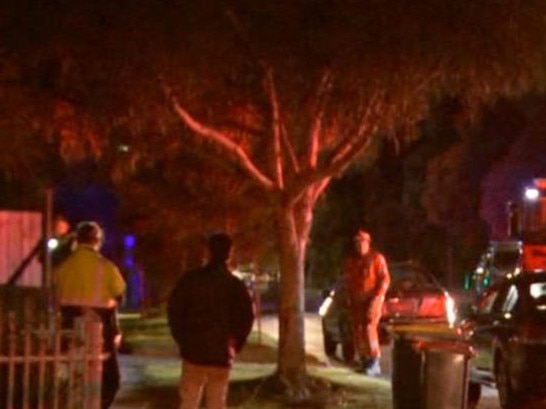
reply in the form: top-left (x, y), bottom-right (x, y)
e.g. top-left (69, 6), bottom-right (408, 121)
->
top-left (257, 312), bottom-right (502, 409)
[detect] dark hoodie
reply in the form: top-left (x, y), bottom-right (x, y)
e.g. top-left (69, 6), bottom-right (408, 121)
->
top-left (167, 261), bottom-right (254, 367)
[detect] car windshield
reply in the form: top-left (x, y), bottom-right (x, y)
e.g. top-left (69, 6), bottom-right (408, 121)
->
top-left (492, 251), bottom-right (520, 270)
top-left (389, 264), bottom-right (437, 291)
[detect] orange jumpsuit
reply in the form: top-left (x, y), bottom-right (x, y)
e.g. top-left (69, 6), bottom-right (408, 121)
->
top-left (344, 251), bottom-right (390, 360)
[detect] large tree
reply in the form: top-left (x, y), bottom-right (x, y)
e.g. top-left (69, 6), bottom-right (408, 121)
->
top-left (158, 1), bottom-right (546, 396)
top-left (3, 0), bottom-right (546, 398)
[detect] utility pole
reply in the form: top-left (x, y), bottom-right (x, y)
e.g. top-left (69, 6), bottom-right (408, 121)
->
top-left (43, 187), bottom-right (53, 289)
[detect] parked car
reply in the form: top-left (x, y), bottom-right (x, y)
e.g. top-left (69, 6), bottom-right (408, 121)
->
top-left (318, 277), bottom-right (355, 362)
top-left (464, 270), bottom-right (546, 409)
top-left (318, 260), bottom-right (456, 362)
top-left (469, 240), bottom-right (522, 299)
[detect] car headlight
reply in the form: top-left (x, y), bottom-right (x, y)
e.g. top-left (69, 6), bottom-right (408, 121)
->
top-left (445, 294), bottom-right (457, 326)
top-left (319, 296), bottom-right (333, 317)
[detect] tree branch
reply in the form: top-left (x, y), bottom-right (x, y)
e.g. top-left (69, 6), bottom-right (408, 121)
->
top-left (328, 131), bottom-right (376, 173)
top-left (225, 9), bottom-right (292, 187)
top-left (264, 68), bottom-right (284, 189)
top-left (311, 177), bottom-right (331, 203)
top-left (160, 79), bottom-right (276, 191)
top-left (281, 123), bottom-right (300, 173)
top-left (308, 70), bottom-right (332, 169)
top-left (286, 128), bottom-right (377, 206)
top-left (284, 91), bottom-right (383, 204)
top-left (325, 90), bottom-right (383, 166)
top-left (287, 171), bottom-right (333, 209)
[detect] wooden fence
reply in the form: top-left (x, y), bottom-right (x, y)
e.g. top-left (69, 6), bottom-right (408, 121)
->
top-left (0, 295), bottom-right (104, 409)
top-left (0, 211), bottom-right (42, 287)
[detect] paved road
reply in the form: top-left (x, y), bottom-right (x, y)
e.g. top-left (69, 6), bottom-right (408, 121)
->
top-left (257, 313), bottom-right (502, 409)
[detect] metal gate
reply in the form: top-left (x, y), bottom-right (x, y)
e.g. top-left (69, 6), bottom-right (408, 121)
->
top-left (0, 297), bottom-right (104, 409)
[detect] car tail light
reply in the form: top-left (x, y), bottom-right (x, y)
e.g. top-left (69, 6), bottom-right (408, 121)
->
top-left (419, 295), bottom-right (446, 317)
top-left (445, 295), bottom-right (457, 326)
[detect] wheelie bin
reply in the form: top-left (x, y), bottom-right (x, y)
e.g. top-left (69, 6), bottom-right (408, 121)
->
top-left (389, 322), bottom-right (474, 409)
top-left (416, 339), bottom-right (475, 409)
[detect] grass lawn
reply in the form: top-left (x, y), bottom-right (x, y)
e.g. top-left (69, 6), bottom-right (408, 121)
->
top-left (117, 314), bottom-right (392, 409)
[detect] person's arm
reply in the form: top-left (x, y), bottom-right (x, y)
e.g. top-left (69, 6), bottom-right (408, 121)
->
top-left (343, 257), bottom-right (357, 307)
top-left (109, 264), bottom-right (127, 300)
top-left (365, 254), bottom-right (390, 320)
top-left (373, 253), bottom-right (391, 299)
top-left (167, 280), bottom-right (187, 348)
top-left (111, 308), bottom-right (123, 348)
top-left (102, 262), bottom-right (125, 345)
top-left (52, 258), bottom-right (72, 308)
top-left (231, 279), bottom-right (255, 353)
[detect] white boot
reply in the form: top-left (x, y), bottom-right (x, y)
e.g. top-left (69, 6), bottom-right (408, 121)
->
top-left (364, 357), bottom-right (381, 376)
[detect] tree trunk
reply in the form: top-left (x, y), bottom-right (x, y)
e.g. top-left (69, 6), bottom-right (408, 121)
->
top-left (275, 194), bottom-right (314, 398)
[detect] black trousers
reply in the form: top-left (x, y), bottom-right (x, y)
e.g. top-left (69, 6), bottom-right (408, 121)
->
top-left (60, 306), bottom-right (120, 409)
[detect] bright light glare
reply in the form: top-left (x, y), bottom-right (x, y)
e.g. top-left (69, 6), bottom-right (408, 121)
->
top-left (445, 294), bottom-right (457, 327)
top-left (124, 234), bottom-right (136, 249)
top-left (525, 187), bottom-right (540, 201)
top-left (318, 297), bottom-right (333, 317)
top-left (47, 238), bottom-right (59, 250)
top-left (118, 144), bottom-right (130, 153)
top-left (530, 283), bottom-right (546, 298)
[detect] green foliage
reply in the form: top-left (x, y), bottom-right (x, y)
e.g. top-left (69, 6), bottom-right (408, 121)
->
top-left (3, 0), bottom-right (546, 299)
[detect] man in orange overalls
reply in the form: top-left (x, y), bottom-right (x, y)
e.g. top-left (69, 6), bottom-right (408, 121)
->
top-left (343, 229), bottom-right (391, 375)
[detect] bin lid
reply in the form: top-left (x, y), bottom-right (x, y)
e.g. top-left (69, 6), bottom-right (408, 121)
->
top-left (413, 339), bottom-right (476, 357)
top-left (385, 321), bottom-right (463, 340)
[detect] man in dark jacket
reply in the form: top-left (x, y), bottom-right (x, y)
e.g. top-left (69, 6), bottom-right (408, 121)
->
top-left (167, 233), bottom-right (254, 409)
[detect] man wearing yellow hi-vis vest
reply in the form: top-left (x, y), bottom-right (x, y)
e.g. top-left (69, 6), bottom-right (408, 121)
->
top-left (54, 221), bottom-right (126, 409)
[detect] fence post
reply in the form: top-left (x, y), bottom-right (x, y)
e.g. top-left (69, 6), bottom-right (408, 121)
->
top-left (87, 319), bottom-right (103, 409)
top-left (75, 315), bottom-right (103, 409)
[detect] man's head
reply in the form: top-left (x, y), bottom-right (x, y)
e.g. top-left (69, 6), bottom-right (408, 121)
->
top-left (353, 229), bottom-right (371, 256)
top-left (208, 232), bottom-right (232, 262)
top-left (76, 221), bottom-right (104, 250)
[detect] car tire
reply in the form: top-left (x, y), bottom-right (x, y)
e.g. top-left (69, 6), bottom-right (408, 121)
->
top-left (495, 355), bottom-right (519, 409)
top-left (338, 318), bottom-right (355, 363)
top-left (467, 381), bottom-right (481, 409)
top-left (323, 331), bottom-right (337, 357)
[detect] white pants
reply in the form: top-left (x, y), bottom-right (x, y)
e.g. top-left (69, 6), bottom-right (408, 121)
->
top-left (179, 360), bottom-right (230, 409)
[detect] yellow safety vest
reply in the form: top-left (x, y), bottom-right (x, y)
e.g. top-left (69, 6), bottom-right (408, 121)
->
top-left (54, 244), bottom-right (126, 308)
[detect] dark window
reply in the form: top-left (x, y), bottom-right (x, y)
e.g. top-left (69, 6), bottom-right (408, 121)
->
top-left (491, 251), bottom-right (520, 270)
top-left (389, 264), bottom-right (436, 291)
